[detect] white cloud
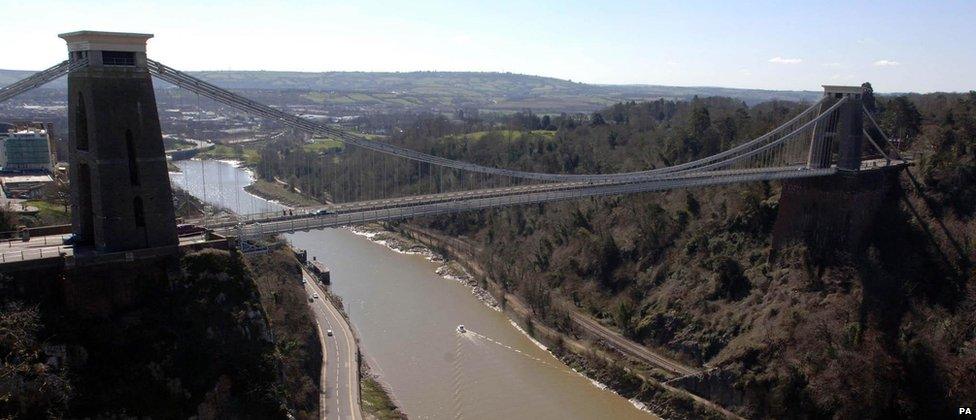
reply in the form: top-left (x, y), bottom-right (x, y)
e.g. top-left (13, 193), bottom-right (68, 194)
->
top-left (822, 62), bottom-right (843, 67)
top-left (768, 56), bottom-right (802, 64)
top-left (665, 60), bottom-right (679, 66)
top-left (873, 60), bottom-right (900, 67)
top-left (739, 68), bottom-right (752, 76)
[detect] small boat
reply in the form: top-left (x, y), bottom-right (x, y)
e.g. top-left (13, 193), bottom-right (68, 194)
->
top-left (456, 324), bottom-right (466, 334)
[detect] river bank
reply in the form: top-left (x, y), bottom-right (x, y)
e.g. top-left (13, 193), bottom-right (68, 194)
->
top-left (378, 222), bottom-right (738, 420)
top-left (244, 178), bottom-right (322, 208)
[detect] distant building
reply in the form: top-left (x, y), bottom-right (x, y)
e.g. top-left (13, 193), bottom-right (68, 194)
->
top-left (0, 174), bottom-right (54, 199)
top-left (0, 130), bottom-right (53, 171)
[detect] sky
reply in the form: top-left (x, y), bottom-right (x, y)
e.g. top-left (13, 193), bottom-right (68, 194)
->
top-left (1, 0), bottom-right (973, 92)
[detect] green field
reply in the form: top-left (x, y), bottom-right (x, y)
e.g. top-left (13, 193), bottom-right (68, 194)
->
top-left (360, 374), bottom-right (405, 419)
top-left (24, 199), bottom-right (70, 226)
top-left (198, 144), bottom-right (261, 165)
top-left (163, 137), bottom-right (196, 151)
top-left (245, 179), bottom-right (321, 207)
top-left (446, 129), bottom-right (556, 142)
top-left (303, 138), bottom-right (345, 153)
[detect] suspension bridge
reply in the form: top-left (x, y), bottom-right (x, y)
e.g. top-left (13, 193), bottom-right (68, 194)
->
top-left (0, 31), bottom-right (906, 264)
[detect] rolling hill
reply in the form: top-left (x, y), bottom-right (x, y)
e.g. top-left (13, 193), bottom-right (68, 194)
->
top-left (1, 68), bottom-right (820, 113)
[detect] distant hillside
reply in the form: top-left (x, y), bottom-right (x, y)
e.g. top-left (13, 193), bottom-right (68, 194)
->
top-left (0, 68), bottom-right (820, 112)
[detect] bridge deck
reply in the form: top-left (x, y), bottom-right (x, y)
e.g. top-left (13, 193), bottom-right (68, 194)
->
top-left (216, 159), bottom-right (905, 238)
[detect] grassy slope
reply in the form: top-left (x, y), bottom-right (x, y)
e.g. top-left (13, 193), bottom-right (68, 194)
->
top-left (198, 144), bottom-right (261, 165)
top-left (304, 138), bottom-right (344, 153)
top-left (23, 199), bottom-right (70, 226)
top-left (445, 129), bottom-right (556, 141)
top-left (360, 374), bottom-right (407, 419)
top-left (245, 179), bottom-right (322, 207)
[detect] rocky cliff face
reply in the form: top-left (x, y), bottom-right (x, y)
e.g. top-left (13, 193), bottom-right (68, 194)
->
top-left (0, 248), bottom-right (299, 418)
top-left (772, 167), bottom-right (901, 259)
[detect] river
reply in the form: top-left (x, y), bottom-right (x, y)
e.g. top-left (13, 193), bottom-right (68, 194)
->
top-left (171, 159), bottom-right (657, 420)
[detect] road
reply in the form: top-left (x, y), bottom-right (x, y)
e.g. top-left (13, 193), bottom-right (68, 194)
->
top-left (302, 267), bottom-right (362, 420)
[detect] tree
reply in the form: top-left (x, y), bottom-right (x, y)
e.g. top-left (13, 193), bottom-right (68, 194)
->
top-left (862, 82), bottom-right (877, 114)
top-left (711, 257), bottom-right (750, 300)
top-left (612, 298), bottom-right (637, 338)
top-left (0, 210), bottom-right (16, 232)
top-left (591, 112), bottom-right (606, 126)
top-left (541, 115), bottom-right (553, 130)
top-left (881, 96), bottom-right (922, 142)
top-left (0, 302), bottom-right (71, 417)
top-left (691, 107), bottom-right (711, 137)
top-left (42, 180), bottom-right (70, 213)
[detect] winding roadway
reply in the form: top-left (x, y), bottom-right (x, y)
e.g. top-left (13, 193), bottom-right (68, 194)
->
top-left (302, 267), bottom-right (362, 420)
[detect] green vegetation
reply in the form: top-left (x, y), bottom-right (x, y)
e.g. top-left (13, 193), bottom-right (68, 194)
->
top-left (198, 143), bottom-right (261, 165)
top-left (4, 183), bottom-right (72, 229)
top-left (444, 129), bottom-right (555, 142)
top-left (163, 137), bottom-right (195, 151)
top-left (360, 372), bottom-right (407, 419)
top-left (303, 137), bottom-right (344, 153)
top-left (23, 199), bottom-right (70, 226)
top-left (173, 188), bottom-right (204, 220)
top-left (245, 178), bottom-right (322, 207)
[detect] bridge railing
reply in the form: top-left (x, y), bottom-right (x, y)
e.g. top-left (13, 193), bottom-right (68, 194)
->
top-left (0, 244), bottom-right (72, 263)
top-left (0, 58), bottom-right (89, 104)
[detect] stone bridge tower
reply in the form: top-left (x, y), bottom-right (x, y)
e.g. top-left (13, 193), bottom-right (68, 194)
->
top-left (61, 31), bottom-right (177, 252)
top-left (807, 85), bottom-right (866, 171)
